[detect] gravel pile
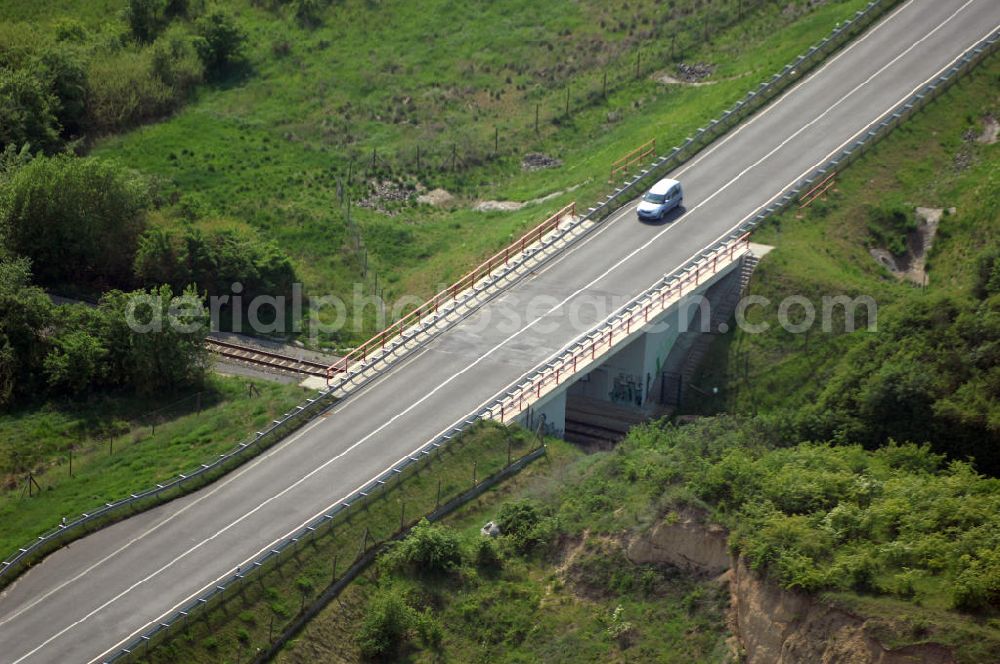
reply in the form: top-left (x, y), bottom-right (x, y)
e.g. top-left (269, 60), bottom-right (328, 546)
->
top-left (675, 62), bottom-right (716, 83)
top-left (356, 180), bottom-right (413, 214)
top-left (521, 152), bottom-right (563, 171)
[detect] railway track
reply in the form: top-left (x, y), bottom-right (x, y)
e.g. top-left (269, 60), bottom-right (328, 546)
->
top-left (205, 338), bottom-right (332, 378)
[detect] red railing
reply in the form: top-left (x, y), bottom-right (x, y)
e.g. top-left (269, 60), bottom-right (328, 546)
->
top-left (491, 232), bottom-right (752, 423)
top-left (610, 138), bottom-right (656, 182)
top-left (798, 171), bottom-right (836, 208)
top-left (327, 202), bottom-right (576, 379)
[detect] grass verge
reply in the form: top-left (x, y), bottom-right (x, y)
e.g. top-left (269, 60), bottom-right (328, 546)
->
top-left (0, 376), bottom-right (308, 567)
top-left (88, 0), bottom-right (877, 346)
top-left (133, 422), bottom-right (545, 664)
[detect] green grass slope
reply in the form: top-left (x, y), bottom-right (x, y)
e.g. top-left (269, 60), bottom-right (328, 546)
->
top-left (82, 0), bottom-right (873, 344)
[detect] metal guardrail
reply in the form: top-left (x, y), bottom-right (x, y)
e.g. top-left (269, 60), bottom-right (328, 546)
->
top-left (490, 234), bottom-right (753, 423)
top-left (112, 24), bottom-right (1000, 664)
top-left (0, 0), bottom-right (956, 651)
top-left (0, 0), bottom-right (904, 602)
top-left (318, 0), bottom-right (905, 399)
top-left (483, 29), bottom-right (1000, 429)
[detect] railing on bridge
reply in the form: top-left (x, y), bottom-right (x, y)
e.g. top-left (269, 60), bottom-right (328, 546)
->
top-left (488, 233), bottom-right (752, 424)
top-left (8, 5), bottom-right (997, 661)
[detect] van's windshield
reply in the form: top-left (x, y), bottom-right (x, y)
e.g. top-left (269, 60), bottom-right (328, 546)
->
top-left (643, 192), bottom-right (667, 204)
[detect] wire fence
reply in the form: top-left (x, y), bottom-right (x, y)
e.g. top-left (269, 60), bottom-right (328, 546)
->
top-left (5, 1), bottom-right (980, 656)
top-left (0, 0), bottom-right (906, 594)
top-left (105, 426), bottom-right (547, 663)
top-left (5, 390), bottom-right (222, 499)
top-left (107, 19), bottom-right (1000, 663)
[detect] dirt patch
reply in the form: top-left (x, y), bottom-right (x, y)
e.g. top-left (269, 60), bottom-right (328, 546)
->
top-left (473, 182), bottom-right (584, 214)
top-left (474, 200), bottom-right (524, 212)
top-left (977, 114), bottom-right (999, 144)
top-left (521, 152), bottom-right (562, 171)
top-left (416, 188), bottom-right (454, 206)
top-left (870, 206), bottom-right (949, 285)
top-left (560, 534), bottom-right (680, 601)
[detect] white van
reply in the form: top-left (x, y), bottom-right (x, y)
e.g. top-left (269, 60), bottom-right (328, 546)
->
top-left (636, 178), bottom-right (683, 221)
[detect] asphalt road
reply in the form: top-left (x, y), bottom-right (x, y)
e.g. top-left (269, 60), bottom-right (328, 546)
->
top-left (2, 1), bottom-right (999, 661)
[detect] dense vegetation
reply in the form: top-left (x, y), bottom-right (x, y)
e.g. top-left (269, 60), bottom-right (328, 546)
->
top-left (0, 149), bottom-right (297, 409)
top-left (0, 0), bottom-right (246, 151)
top-left (0, 256), bottom-right (207, 407)
top-left (693, 54), bottom-right (1000, 475)
top-left (86, 0), bottom-right (876, 346)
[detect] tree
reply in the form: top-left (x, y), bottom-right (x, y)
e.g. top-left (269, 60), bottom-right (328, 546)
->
top-left (124, 0), bottom-right (166, 44)
top-left (194, 9), bottom-right (246, 76)
top-left (0, 155), bottom-right (148, 290)
top-left (34, 46), bottom-right (89, 139)
top-left (0, 68), bottom-right (61, 153)
top-left (98, 284), bottom-right (208, 395)
top-left (149, 25), bottom-right (205, 97)
top-left (0, 257), bottom-right (52, 407)
top-left (43, 329), bottom-right (108, 395)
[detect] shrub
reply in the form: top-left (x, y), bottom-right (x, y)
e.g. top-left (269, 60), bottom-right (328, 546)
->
top-left (0, 68), bottom-right (61, 153)
top-left (0, 154), bottom-right (148, 289)
top-left (953, 548), bottom-right (1000, 612)
top-left (386, 519), bottom-right (462, 575)
top-left (150, 25), bottom-right (205, 97)
top-left (356, 591), bottom-right (416, 659)
top-left (35, 45), bottom-right (89, 138)
top-left (124, 0), bottom-right (166, 44)
top-left (496, 499), bottom-right (560, 553)
top-left (133, 221), bottom-right (297, 305)
top-left (85, 49), bottom-right (175, 131)
top-left (194, 8), bottom-right (247, 76)
top-left (474, 537), bottom-right (503, 570)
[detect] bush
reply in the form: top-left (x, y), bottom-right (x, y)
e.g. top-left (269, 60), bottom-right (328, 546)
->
top-left (385, 519), bottom-right (462, 575)
top-left (124, 0), bottom-right (166, 44)
top-left (0, 257), bottom-right (52, 407)
top-left (85, 49), bottom-right (175, 132)
top-left (474, 537), bottom-right (503, 570)
top-left (133, 221), bottom-right (297, 306)
top-left (149, 25), bottom-right (204, 97)
top-left (953, 548), bottom-right (1000, 612)
top-left (356, 591), bottom-right (416, 659)
top-left (497, 499), bottom-right (558, 553)
top-left (194, 8), bottom-right (247, 76)
top-left (0, 68), bottom-right (61, 153)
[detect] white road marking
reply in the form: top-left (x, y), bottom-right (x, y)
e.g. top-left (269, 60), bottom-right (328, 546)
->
top-left (6, 2), bottom-right (994, 661)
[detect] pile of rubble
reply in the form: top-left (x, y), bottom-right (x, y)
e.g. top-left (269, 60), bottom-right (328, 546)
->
top-left (675, 62), bottom-right (716, 83)
top-left (522, 152), bottom-right (563, 171)
top-left (356, 180), bottom-right (413, 214)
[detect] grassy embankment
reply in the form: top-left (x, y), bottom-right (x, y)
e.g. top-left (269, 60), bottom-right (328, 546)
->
top-left (0, 0), bottom-right (875, 565)
top-left (267, 48), bottom-right (1000, 664)
top-left (83, 0), bottom-right (876, 345)
top-left (691, 53), bottom-right (1000, 415)
top-left (0, 376), bottom-right (307, 558)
